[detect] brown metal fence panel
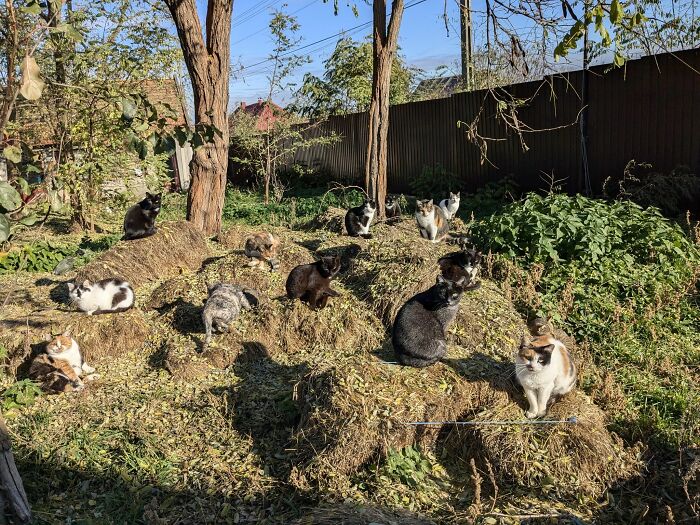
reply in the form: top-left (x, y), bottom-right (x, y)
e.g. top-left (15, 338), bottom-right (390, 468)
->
top-left (282, 48), bottom-right (700, 195)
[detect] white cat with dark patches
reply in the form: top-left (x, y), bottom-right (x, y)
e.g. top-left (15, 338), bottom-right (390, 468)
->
top-left (516, 334), bottom-right (577, 418)
top-left (345, 199), bottom-right (376, 239)
top-left (439, 191), bottom-right (460, 219)
top-left (67, 278), bottom-right (135, 315)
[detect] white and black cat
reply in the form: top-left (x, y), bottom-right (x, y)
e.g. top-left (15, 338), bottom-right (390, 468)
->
top-left (516, 334), bottom-right (577, 418)
top-left (392, 275), bottom-right (467, 368)
top-left (67, 278), bottom-right (135, 315)
top-left (385, 194), bottom-right (402, 224)
top-left (439, 191), bottom-right (460, 220)
top-left (345, 199), bottom-right (376, 239)
top-left (123, 192), bottom-right (161, 240)
top-left (415, 199), bottom-right (450, 242)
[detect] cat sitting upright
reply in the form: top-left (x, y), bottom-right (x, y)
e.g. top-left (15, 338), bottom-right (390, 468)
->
top-left (516, 333), bottom-right (577, 418)
top-left (123, 192), bottom-right (161, 240)
top-left (244, 232), bottom-right (281, 271)
top-left (345, 199), bottom-right (376, 239)
top-left (286, 255), bottom-right (341, 309)
top-left (67, 278), bottom-right (135, 315)
top-left (439, 191), bottom-right (460, 219)
top-left (392, 275), bottom-right (467, 368)
top-left (28, 332), bottom-right (98, 393)
top-left (385, 194), bottom-right (402, 224)
top-left (202, 283), bottom-right (258, 349)
top-left (415, 199), bottom-right (450, 242)
top-left (438, 248), bottom-right (482, 288)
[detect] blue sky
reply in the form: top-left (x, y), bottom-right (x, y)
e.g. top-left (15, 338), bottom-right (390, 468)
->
top-left (224, 0), bottom-right (470, 107)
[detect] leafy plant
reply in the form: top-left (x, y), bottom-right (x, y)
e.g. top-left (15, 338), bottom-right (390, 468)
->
top-left (380, 446), bottom-right (432, 488)
top-left (2, 380), bottom-right (42, 411)
top-left (408, 164), bottom-right (462, 200)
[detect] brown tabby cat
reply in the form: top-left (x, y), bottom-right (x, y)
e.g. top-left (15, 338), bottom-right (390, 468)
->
top-left (244, 232), bottom-right (281, 271)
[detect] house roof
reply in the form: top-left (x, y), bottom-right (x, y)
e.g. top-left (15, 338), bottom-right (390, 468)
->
top-left (413, 75), bottom-right (464, 99)
top-left (235, 98), bottom-right (285, 118)
top-left (141, 78), bottom-right (190, 127)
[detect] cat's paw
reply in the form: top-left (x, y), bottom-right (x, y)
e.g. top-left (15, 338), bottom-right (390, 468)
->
top-left (525, 410), bottom-right (538, 419)
top-left (84, 373), bottom-right (100, 382)
top-left (82, 364), bottom-right (96, 375)
top-left (537, 409), bottom-right (548, 417)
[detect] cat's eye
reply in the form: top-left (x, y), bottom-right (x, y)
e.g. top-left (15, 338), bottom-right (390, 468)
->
top-left (538, 358), bottom-right (545, 363)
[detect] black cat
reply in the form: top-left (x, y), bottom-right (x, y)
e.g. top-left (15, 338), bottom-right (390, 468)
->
top-left (123, 192), bottom-right (161, 240)
top-left (392, 275), bottom-right (466, 368)
top-left (285, 255), bottom-right (342, 309)
top-left (344, 199), bottom-right (376, 239)
top-left (385, 194), bottom-right (402, 224)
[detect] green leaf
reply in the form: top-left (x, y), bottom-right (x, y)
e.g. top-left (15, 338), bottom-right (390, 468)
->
top-left (16, 177), bottom-right (30, 195)
top-left (19, 56), bottom-right (45, 101)
top-left (18, 214), bottom-right (40, 226)
top-left (613, 52), bottom-right (626, 67)
top-left (0, 182), bottom-right (22, 212)
top-left (0, 214), bottom-right (9, 243)
top-left (154, 136), bottom-right (176, 156)
top-left (20, 1), bottom-right (42, 15)
top-left (120, 96), bottom-right (137, 121)
top-left (65, 25), bottom-right (83, 42)
top-left (610, 0), bottom-right (623, 25)
top-left (3, 145), bottom-right (21, 164)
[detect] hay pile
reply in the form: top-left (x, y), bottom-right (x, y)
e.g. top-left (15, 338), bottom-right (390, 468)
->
top-left (75, 221), bottom-right (209, 288)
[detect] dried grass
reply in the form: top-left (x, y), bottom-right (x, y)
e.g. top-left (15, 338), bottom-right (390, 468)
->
top-left (294, 504), bottom-right (436, 525)
top-left (74, 221), bottom-right (209, 288)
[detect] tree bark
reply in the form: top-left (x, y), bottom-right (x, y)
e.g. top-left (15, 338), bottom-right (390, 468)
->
top-left (365, 0), bottom-right (403, 219)
top-left (164, 0), bottom-right (233, 235)
top-left (0, 415), bottom-right (31, 524)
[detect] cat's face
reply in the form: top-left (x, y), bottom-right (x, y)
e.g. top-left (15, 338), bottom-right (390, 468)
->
top-left (386, 195), bottom-right (398, 207)
top-left (416, 199), bottom-right (434, 216)
top-left (364, 199), bottom-right (376, 212)
top-left (319, 255), bottom-right (341, 278)
top-left (45, 332), bottom-right (74, 356)
top-left (464, 249), bottom-right (482, 278)
top-left (67, 280), bottom-right (93, 301)
top-left (143, 192), bottom-right (162, 212)
top-left (436, 275), bottom-right (465, 306)
top-left (450, 191), bottom-right (460, 201)
top-left (517, 336), bottom-right (555, 372)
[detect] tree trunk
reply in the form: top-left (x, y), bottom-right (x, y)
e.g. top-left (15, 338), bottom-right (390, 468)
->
top-left (0, 415), bottom-right (31, 524)
top-left (165, 0), bottom-right (233, 235)
top-left (365, 0), bottom-right (403, 219)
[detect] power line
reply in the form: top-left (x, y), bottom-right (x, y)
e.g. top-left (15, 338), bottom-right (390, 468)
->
top-left (232, 0), bottom-right (282, 28)
top-left (232, 0), bottom-right (320, 45)
top-left (240, 0), bottom-right (429, 72)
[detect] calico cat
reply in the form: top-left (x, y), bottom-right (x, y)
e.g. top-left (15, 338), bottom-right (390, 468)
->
top-left (28, 332), bottom-right (98, 393)
top-left (202, 283), bottom-right (257, 348)
top-left (516, 334), bottom-right (577, 418)
top-left (439, 191), bottom-right (460, 220)
top-left (438, 248), bottom-right (482, 287)
top-left (244, 232), bottom-right (281, 271)
top-left (415, 199), bottom-right (450, 242)
top-left (286, 255), bottom-right (341, 309)
top-left (345, 199), bottom-right (376, 239)
top-left (385, 194), bottom-right (402, 224)
top-left (123, 192), bottom-right (162, 240)
top-left (392, 275), bottom-right (467, 368)
top-left (67, 278), bottom-right (135, 315)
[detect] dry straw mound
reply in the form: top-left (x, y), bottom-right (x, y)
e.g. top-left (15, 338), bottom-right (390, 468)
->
top-left (75, 221), bottom-right (209, 288)
top-left (294, 504), bottom-right (436, 525)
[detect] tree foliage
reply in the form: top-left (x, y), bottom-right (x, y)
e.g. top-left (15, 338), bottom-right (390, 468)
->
top-left (294, 37), bottom-right (414, 118)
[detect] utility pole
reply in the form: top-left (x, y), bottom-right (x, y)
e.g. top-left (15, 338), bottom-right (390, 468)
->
top-left (459, 0), bottom-right (473, 90)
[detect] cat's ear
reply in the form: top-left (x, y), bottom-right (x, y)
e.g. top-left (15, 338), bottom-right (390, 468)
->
top-left (541, 344), bottom-right (555, 353)
top-left (82, 280), bottom-right (91, 288)
top-left (519, 334), bottom-right (529, 348)
top-left (66, 282), bottom-right (75, 292)
top-left (42, 333), bottom-right (52, 342)
top-left (436, 274), bottom-right (446, 284)
top-left (62, 328), bottom-right (71, 337)
top-left (427, 199), bottom-right (433, 206)
top-left (455, 276), bottom-right (467, 287)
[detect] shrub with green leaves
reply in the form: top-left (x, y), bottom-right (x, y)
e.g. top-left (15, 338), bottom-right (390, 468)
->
top-left (473, 193), bottom-right (700, 447)
top-left (409, 164), bottom-right (462, 199)
top-left (380, 446), bottom-right (432, 488)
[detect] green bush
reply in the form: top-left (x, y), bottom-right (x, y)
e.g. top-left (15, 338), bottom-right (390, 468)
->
top-left (409, 164), bottom-right (462, 199)
top-left (473, 193), bottom-right (700, 447)
top-left (2, 380), bottom-right (42, 411)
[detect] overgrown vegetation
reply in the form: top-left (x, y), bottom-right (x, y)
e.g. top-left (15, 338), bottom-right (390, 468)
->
top-left (472, 192), bottom-right (700, 447)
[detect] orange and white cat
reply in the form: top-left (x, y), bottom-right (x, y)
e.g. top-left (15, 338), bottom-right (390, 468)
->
top-left (29, 332), bottom-right (98, 393)
top-left (516, 334), bottom-right (576, 418)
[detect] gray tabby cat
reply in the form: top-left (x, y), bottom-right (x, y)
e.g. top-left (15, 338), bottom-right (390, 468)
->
top-left (392, 275), bottom-right (467, 367)
top-left (202, 283), bottom-right (258, 349)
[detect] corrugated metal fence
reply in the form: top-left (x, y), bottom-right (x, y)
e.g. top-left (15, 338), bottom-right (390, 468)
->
top-left (287, 48), bottom-right (700, 195)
